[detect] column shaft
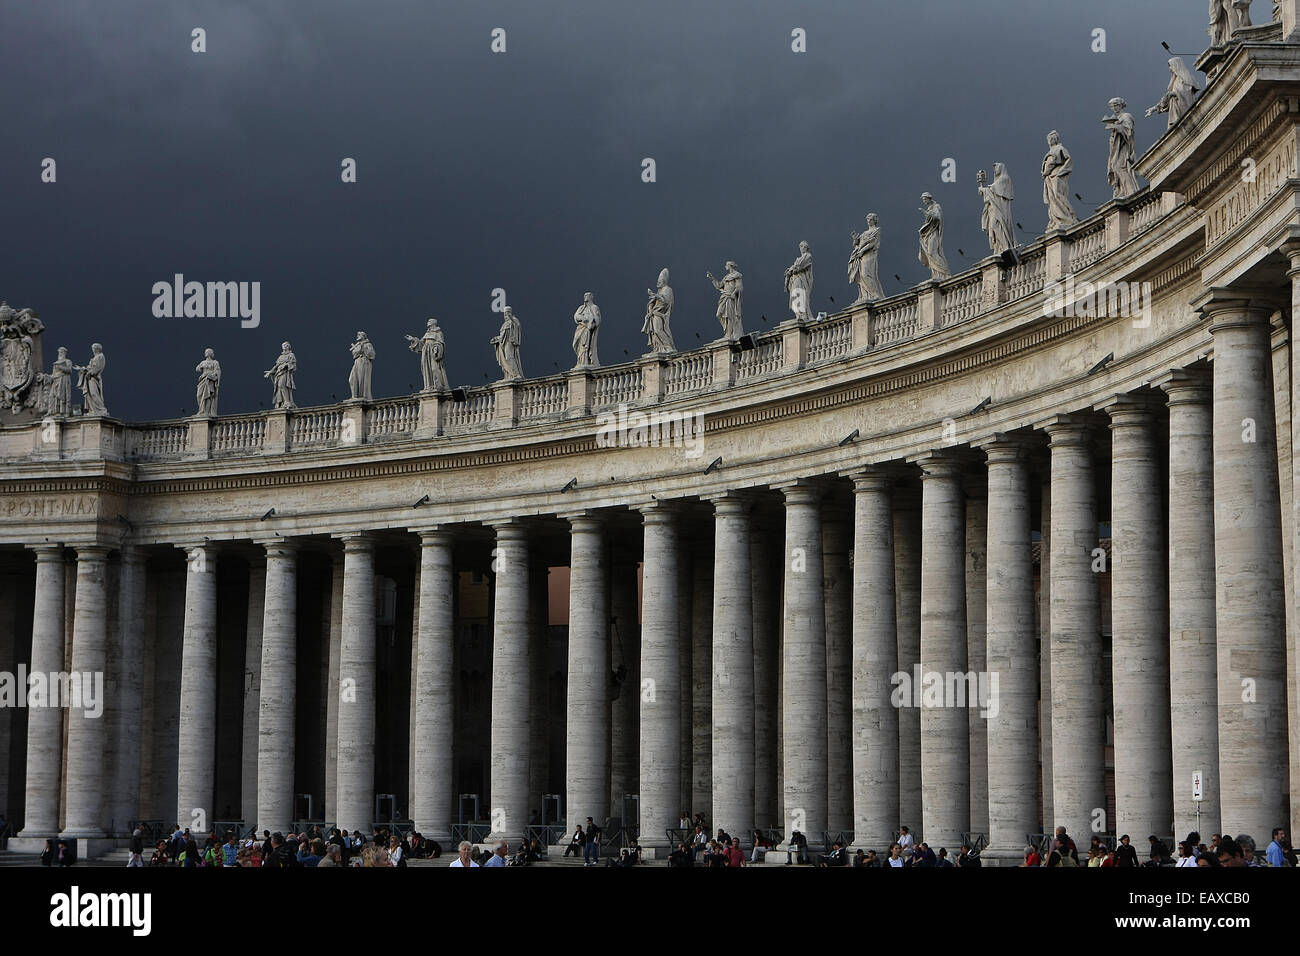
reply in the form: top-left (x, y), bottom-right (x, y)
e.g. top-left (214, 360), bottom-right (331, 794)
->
top-left (639, 504), bottom-right (680, 849)
top-left (488, 524), bottom-right (531, 842)
top-left (256, 543), bottom-right (298, 834)
top-left (176, 545), bottom-right (218, 830)
top-left (20, 547), bottom-right (65, 837)
top-left (893, 493), bottom-right (922, 832)
top-left (823, 509), bottom-right (853, 833)
top-left (965, 479), bottom-right (989, 839)
top-left (750, 519), bottom-right (780, 830)
top-left (108, 549), bottom-right (147, 834)
top-left (62, 546), bottom-right (110, 837)
top-left (412, 531), bottom-right (454, 842)
top-left (712, 495), bottom-right (754, 841)
top-left (336, 535), bottom-right (376, 833)
top-left (565, 515), bottom-right (609, 829)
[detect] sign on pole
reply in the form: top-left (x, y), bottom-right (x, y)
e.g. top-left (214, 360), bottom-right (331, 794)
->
top-left (1192, 770), bottom-right (1203, 802)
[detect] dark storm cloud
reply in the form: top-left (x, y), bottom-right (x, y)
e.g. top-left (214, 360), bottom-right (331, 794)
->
top-left (0, 0), bottom-right (1207, 420)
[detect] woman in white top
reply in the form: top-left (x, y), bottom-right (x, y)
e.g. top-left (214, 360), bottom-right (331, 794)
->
top-left (888, 843), bottom-right (905, 867)
top-left (1176, 842), bottom-right (1197, 867)
top-left (388, 836), bottom-right (403, 866)
top-left (449, 840), bottom-right (479, 867)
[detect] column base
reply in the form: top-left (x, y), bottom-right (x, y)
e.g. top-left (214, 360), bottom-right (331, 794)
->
top-left (980, 843), bottom-right (1030, 867)
top-left (8, 835), bottom-right (56, 854)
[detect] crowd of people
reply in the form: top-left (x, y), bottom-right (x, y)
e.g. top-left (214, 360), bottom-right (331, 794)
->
top-left (1020, 826), bottom-right (1296, 868)
top-left (104, 822), bottom-right (449, 867)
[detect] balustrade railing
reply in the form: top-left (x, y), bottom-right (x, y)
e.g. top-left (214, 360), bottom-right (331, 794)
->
top-left (443, 389), bottom-right (495, 429)
top-left (664, 351), bottom-right (712, 395)
top-left (365, 398), bottom-right (418, 438)
top-left (133, 422), bottom-right (189, 459)
top-left (210, 415), bottom-right (266, 453)
top-left (516, 378), bottom-right (568, 419)
top-left (805, 317), bottom-right (851, 363)
top-left (736, 335), bottom-right (784, 378)
top-left (1005, 248), bottom-right (1046, 302)
top-left (1128, 189), bottom-right (1163, 237)
top-left (872, 298), bottom-right (919, 346)
top-left (591, 366), bottom-right (642, 408)
top-left (1069, 222), bottom-right (1107, 273)
top-left (290, 407), bottom-right (342, 446)
top-left (940, 274), bottom-right (983, 328)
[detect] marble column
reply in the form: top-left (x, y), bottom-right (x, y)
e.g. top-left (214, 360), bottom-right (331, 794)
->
top-left (336, 533), bottom-right (376, 834)
top-left (750, 516), bottom-right (780, 830)
top-left (1038, 470), bottom-right (1053, 832)
top-left (964, 474), bottom-right (989, 840)
top-left (1102, 395), bottom-right (1172, 840)
top-left (60, 545), bottom-right (110, 838)
top-left (638, 502), bottom-right (680, 849)
top-left (528, 554), bottom-right (550, 827)
top-left (256, 541), bottom-right (298, 834)
top-left (609, 552), bottom-right (639, 818)
top-left (1040, 417), bottom-right (1104, 843)
top-left (488, 521), bottom-right (531, 843)
top-left (108, 547), bottom-right (147, 835)
top-left (711, 494), bottom-right (754, 843)
top-left (565, 514), bottom-right (609, 829)
top-left (781, 482), bottom-right (827, 842)
top-left (239, 558), bottom-right (265, 824)
top-left (850, 470), bottom-right (899, 848)
top-left (324, 556), bottom-right (342, 821)
top-left (1204, 295), bottom-right (1289, 838)
top-left (979, 437), bottom-right (1039, 863)
top-left (1159, 371), bottom-right (1220, 837)
top-left (676, 551), bottom-right (693, 819)
top-left (893, 486), bottom-right (922, 833)
top-left (19, 546), bottom-right (65, 838)
top-left (690, 539), bottom-right (713, 821)
top-left (176, 543), bottom-right (219, 831)
top-left (915, 455), bottom-right (969, 849)
top-left (822, 504), bottom-right (853, 834)
top-left (412, 529), bottom-right (454, 842)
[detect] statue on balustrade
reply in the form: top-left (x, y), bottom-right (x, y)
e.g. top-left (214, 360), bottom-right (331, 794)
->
top-left (1275, 1), bottom-right (1284, 23)
top-left (848, 214), bottom-right (884, 304)
top-left (572, 293), bottom-right (601, 368)
top-left (348, 331), bottom-right (375, 400)
top-left (1210, 0), bottom-right (1234, 43)
top-left (642, 268), bottom-right (677, 354)
top-left (492, 306), bottom-right (524, 380)
top-left (44, 346), bottom-right (74, 417)
top-left (194, 348), bottom-right (221, 417)
top-left (1233, 0), bottom-right (1255, 30)
top-left (1042, 131), bottom-right (1078, 231)
top-left (782, 244), bottom-right (814, 323)
top-left (977, 163), bottom-right (1016, 257)
top-left (709, 262), bottom-right (745, 339)
top-left (1146, 58), bottom-right (1200, 129)
top-left (406, 318), bottom-right (449, 392)
top-left (1103, 98), bottom-right (1141, 199)
top-left (917, 193), bottom-right (951, 281)
top-left (75, 343), bottom-right (108, 417)
top-left (264, 341), bottom-right (297, 409)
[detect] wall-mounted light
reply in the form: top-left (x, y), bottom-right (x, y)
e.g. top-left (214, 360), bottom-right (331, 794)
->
top-left (413, 494), bottom-right (430, 508)
top-left (1087, 353), bottom-right (1115, 376)
top-left (261, 508), bottom-right (276, 521)
top-left (839, 429), bottom-right (859, 447)
top-left (704, 457), bottom-right (722, 474)
top-left (970, 396), bottom-right (992, 415)
top-left (560, 478), bottom-right (577, 493)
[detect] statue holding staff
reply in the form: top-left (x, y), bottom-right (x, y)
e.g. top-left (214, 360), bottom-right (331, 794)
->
top-left (642, 269), bottom-right (677, 353)
top-left (492, 307), bottom-right (524, 379)
top-left (708, 262), bottom-right (745, 339)
top-left (978, 163), bottom-right (1016, 256)
top-left (406, 318), bottom-right (449, 392)
top-left (1103, 97), bottom-right (1140, 199)
top-left (783, 243), bottom-right (813, 322)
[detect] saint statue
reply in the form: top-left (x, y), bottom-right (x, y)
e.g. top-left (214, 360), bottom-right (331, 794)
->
top-left (406, 318), bottom-right (449, 392)
top-left (1146, 58), bottom-right (1200, 129)
top-left (783, 243), bottom-right (814, 322)
top-left (848, 214), bottom-right (884, 304)
top-left (195, 348), bottom-right (221, 417)
top-left (1210, 0), bottom-right (1234, 43)
top-left (918, 193), bottom-right (951, 281)
top-left (264, 341), bottom-right (297, 409)
top-left (978, 163), bottom-right (1016, 256)
top-left (642, 269), bottom-right (677, 354)
top-left (1103, 98), bottom-right (1141, 199)
top-left (492, 307), bottom-right (524, 380)
top-left (572, 293), bottom-right (601, 368)
top-left (708, 262), bottom-right (745, 339)
top-left (1233, 0), bottom-right (1254, 30)
top-left (75, 343), bottom-right (108, 417)
top-left (1275, 0), bottom-right (1283, 23)
top-left (348, 331), bottom-right (375, 401)
top-left (1042, 131), bottom-right (1078, 231)
top-left (46, 346), bottom-right (74, 417)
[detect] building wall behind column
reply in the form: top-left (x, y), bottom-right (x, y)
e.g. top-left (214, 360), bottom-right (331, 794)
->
top-left (214, 561), bottom-right (246, 823)
top-left (150, 565), bottom-right (184, 826)
top-left (293, 555), bottom-right (330, 822)
top-left (0, 558), bottom-right (35, 826)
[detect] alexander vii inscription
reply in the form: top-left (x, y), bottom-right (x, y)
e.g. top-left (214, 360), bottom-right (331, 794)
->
top-left (1, 495), bottom-right (99, 520)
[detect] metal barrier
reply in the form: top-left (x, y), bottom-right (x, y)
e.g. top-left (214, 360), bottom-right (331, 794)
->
top-left (129, 820), bottom-right (167, 845)
top-left (527, 825), bottom-right (564, 854)
top-left (821, 830), bottom-right (855, 853)
top-left (450, 823), bottom-right (491, 846)
top-left (960, 832), bottom-right (987, 853)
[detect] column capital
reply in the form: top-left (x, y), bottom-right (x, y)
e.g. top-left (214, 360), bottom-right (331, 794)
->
top-left (976, 433), bottom-right (1031, 467)
top-left (29, 543), bottom-right (65, 561)
top-left (1035, 413), bottom-right (1091, 446)
top-left (414, 526), bottom-right (454, 546)
top-left (706, 490), bottom-right (754, 515)
top-left (487, 519), bottom-right (530, 543)
top-left (1155, 368), bottom-right (1211, 405)
top-left (636, 498), bottom-right (681, 523)
top-left (562, 511), bottom-right (605, 534)
top-left (256, 538), bottom-right (300, 559)
top-left (1095, 392), bottom-right (1158, 428)
top-left (1192, 287), bottom-right (1278, 330)
top-left (337, 531), bottom-right (376, 554)
top-left (775, 478), bottom-right (827, 505)
top-left (906, 451), bottom-right (967, 480)
top-left (848, 468), bottom-right (893, 494)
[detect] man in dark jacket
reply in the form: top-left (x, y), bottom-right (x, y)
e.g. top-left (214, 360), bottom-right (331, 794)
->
top-left (263, 832), bottom-right (300, 868)
top-left (1114, 834), bottom-right (1139, 867)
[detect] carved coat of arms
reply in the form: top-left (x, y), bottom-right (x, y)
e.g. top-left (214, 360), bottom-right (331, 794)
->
top-left (0, 302), bottom-right (46, 413)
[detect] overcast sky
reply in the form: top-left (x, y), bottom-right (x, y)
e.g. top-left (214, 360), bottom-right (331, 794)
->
top-left (1, 0), bottom-right (1210, 421)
